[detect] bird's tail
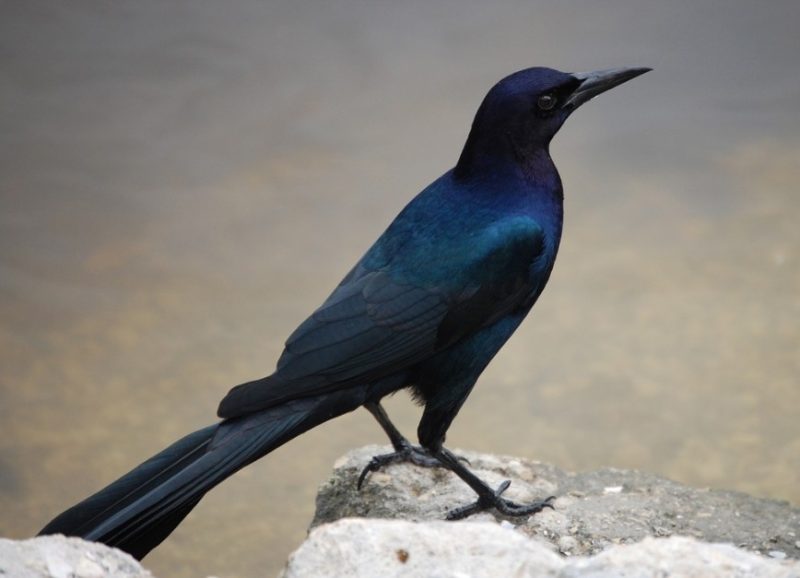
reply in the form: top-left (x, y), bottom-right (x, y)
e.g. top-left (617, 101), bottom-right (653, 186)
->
top-left (39, 387), bottom-right (367, 560)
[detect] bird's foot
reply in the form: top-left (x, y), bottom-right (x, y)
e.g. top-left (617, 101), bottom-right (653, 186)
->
top-left (445, 479), bottom-right (556, 521)
top-left (358, 442), bottom-right (445, 489)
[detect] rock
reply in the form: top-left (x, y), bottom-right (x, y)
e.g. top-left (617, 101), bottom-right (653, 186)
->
top-left (281, 519), bottom-right (798, 578)
top-left (280, 518), bottom-right (561, 578)
top-left (313, 446), bottom-right (800, 560)
top-left (0, 535), bottom-right (153, 578)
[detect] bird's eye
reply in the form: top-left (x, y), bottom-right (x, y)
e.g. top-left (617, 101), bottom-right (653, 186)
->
top-left (537, 94), bottom-right (557, 111)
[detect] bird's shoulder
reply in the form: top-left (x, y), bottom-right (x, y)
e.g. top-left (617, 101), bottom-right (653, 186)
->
top-left (358, 176), bottom-right (550, 289)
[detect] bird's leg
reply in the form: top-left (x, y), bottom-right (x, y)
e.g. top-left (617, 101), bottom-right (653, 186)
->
top-left (358, 402), bottom-right (443, 489)
top-left (365, 401), bottom-right (421, 453)
top-left (431, 447), bottom-right (555, 520)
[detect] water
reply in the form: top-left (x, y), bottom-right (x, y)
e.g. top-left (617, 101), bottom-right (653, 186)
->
top-left (1, 2), bottom-right (798, 577)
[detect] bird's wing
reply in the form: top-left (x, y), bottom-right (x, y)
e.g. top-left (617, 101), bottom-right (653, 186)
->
top-left (217, 218), bottom-right (546, 419)
top-left (281, 271), bottom-right (447, 381)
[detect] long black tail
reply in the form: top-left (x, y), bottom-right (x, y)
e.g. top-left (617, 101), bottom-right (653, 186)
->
top-left (39, 388), bottom-right (367, 560)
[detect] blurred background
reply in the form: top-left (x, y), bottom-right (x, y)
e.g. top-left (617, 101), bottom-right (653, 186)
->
top-left (1, 1), bottom-right (798, 576)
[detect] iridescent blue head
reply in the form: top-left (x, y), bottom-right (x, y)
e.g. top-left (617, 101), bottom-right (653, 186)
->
top-left (455, 66), bottom-right (650, 180)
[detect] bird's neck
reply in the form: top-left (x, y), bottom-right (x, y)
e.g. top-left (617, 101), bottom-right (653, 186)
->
top-left (454, 129), bottom-right (559, 196)
top-left (455, 135), bottom-right (562, 205)
top-left (450, 129), bottom-right (564, 254)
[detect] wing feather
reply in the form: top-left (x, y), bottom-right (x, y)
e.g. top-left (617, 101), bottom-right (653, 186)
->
top-left (217, 218), bottom-right (547, 419)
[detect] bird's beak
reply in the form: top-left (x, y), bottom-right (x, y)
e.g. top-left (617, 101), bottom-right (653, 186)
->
top-left (564, 67), bottom-right (651, 109)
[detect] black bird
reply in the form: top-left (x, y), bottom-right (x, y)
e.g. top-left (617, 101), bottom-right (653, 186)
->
top-left (40, 66), bottom-right (650, 559)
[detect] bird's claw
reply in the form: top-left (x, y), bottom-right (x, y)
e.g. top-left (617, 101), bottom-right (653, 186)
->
top-left (446, 480), bottom-right (556, 521)
top-left (357, 444), bottom-right (442, 489)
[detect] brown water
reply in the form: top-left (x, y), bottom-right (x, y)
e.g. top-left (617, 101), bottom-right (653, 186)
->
top-left (2, 1), bottom-right (799, 577)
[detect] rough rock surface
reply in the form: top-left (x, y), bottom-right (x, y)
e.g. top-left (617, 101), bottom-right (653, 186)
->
top-left (281, 518), bottom-right (799, 578)
top-left (0, 535), bottom-right (153, 578)
top-left (313, 446), bottom-right (800, 560)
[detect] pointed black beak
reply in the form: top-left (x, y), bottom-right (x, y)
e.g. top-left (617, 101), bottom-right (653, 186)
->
top-left (564, 67), bottom-right (651, 109)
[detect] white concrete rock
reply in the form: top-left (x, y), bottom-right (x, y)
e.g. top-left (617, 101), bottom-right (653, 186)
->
top-left (0, 535), bottom-right (153, 578)
top-left (565, 537), bottom-right (800, 578)
top-left (280, 518), bottom-right (800, 578)
top-left (280, 518), bottom-right (562, 578)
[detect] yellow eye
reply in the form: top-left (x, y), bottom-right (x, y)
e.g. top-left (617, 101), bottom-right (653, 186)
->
top-left (537, 94), bottom-right (557, 111)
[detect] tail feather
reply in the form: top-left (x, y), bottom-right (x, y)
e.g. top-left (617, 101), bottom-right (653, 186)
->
top-left (39, 425), bottom-right (218, 539)
top-left (39, 388), bottom-right (367, 559)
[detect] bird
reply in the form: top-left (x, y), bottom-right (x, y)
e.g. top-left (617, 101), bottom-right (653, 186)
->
top-left (39, 66), bottom-right (650, 560)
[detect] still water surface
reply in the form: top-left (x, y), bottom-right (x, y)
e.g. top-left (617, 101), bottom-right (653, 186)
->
top-left (1, 2), bottom-right (799, 577)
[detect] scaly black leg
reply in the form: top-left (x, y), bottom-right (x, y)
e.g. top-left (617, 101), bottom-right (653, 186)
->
top-left (364, 402), bottom-right (421, 453)
top-left (358, 402), bottom-right (443, 489)
top-left (433, 447), bottom-right (555, 520)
